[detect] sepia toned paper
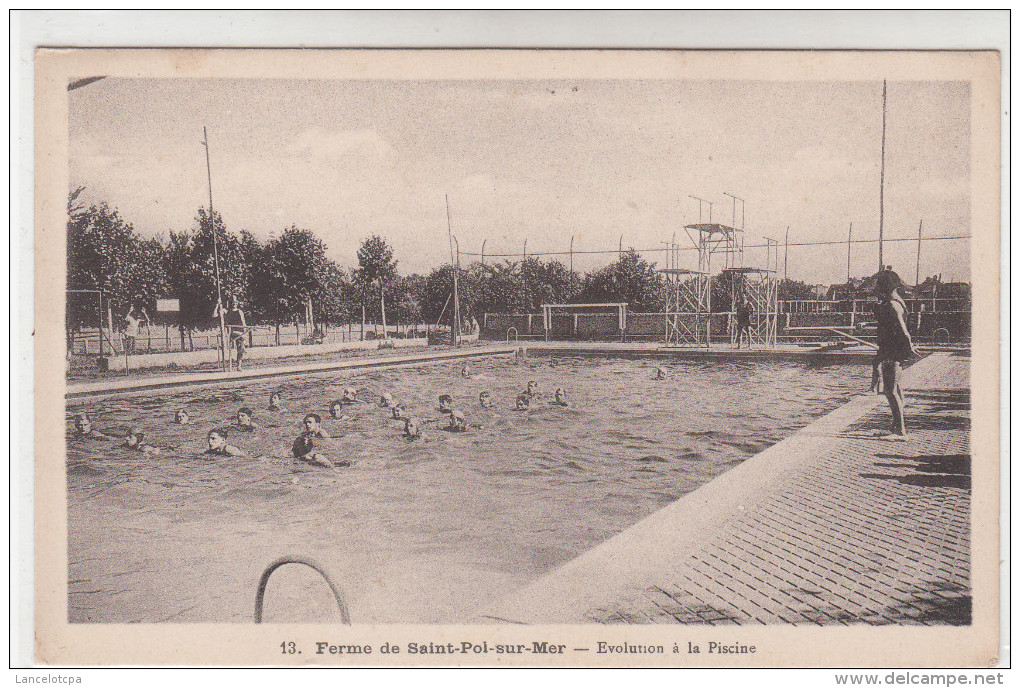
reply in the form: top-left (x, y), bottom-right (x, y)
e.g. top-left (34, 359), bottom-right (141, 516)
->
top-left (35, 48), bottom-right (1001, 667)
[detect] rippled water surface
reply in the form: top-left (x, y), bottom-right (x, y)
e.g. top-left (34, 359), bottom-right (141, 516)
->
top-left (66, 355), bottom-right (867, 623)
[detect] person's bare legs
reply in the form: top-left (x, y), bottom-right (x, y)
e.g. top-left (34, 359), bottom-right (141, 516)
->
top-left (882, 360), bottom-right (907, 437)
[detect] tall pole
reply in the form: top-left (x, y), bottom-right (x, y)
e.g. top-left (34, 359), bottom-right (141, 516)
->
top-left (878, 80), bottom-right (887, 272)
top-left (522, 238), bottom-right (528, 311)
top-left (847, 222), bottom-right (853, 282)
top-left (202, 126), bottom-right (229, 372)
top-left (481, 238), bottom-right (487, 266)
top-left (784, 226), bottom-right (790, 282)
top-left (723, 192), bottom-right (744, 229)
top-left (445, 194), bottom-right (460, 347)
top-left (569, 234), bottom-right (575, 275)
top-left (914, 219), bottom-right (923, 289)
top-left (619, 234), bottom-right (623, 258)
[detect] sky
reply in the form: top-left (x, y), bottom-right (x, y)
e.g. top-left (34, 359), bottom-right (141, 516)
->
top-left (68, 77), bottom-right (971, 285)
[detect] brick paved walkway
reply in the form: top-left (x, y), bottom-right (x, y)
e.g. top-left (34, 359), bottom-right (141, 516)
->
top-left (481, 353), bottom-right (970, 625)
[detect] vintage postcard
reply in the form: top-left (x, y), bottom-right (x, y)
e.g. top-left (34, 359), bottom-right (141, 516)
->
top-left (35, 48), bottom-right (1000, 667)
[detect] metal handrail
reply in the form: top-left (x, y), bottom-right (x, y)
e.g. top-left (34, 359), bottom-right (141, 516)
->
top-left (506, 327), bottom-right (519, 343)
top-left (254, 555), bottom-right (351, 624)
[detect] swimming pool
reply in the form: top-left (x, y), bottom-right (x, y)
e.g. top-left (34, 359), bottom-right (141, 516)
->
top-left (66, 355), bottom-right (868, 624)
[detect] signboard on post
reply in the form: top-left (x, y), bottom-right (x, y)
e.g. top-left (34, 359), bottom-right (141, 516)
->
top-left (157, 298), bottom-right (180, 312)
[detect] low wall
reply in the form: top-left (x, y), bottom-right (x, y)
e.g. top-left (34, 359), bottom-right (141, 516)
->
top-left (484, 310), bottom-right (971, 343)
top-left (96, 338), bottom-right (429, 372)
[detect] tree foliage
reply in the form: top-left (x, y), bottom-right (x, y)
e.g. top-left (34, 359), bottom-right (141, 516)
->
top-left (71, 194), bottom-right (789, 341)
top-left (579, 249), bottom-right (664, 311)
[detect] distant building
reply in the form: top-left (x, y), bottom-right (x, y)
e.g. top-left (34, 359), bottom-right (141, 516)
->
top-left (825, 278), bottom-right (867, 302)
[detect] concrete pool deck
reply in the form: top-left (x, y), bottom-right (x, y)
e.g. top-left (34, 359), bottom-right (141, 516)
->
top-left (477, 352), bottom-right (971, 625)
top-left (65, 345), bottom-right (519, 399)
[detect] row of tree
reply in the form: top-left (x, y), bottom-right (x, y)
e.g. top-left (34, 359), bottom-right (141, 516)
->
top-left (66, 190), bottom-right (818, 337)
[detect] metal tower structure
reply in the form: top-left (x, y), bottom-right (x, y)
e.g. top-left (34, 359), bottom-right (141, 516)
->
top-left (660, 195), bottom-right (779, 349)
top-left (661, 221), bottom-right (743, 347)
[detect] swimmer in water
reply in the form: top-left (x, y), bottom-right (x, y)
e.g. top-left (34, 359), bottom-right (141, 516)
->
top-left (524, 380), bottom-right (542, 399)
top-left (550, 387), bottom-right (569, 407)
top-left (173, 408), bottom-right (194, 425)
top-left (378, 392), bottom-right (395, 408)
top-left (292, 413), bottom-right (342, 468)
top-left (391, 403), bottom-right (408, 420)
top-left (123, 426), bottom-right (160, 454)
top-left (460, 364), bottom-right (471, 378)
top-left (438, 394), bottom-right (454, 413)
top-left (341, 387), bottom-right (366, 405)
top-left (73, 413), bottom-right (113, 440)
top-left (478, 391), bottom-right (495, 408)
top-left (446, 409), bottom-right (468, 432)
top-left (328, 400), bottom-right (345, 419)
top-left (235, 407), bottom-right (259, 432)
top-left (204, 428), bottom-right (247, 457)
top-left (653, 367), bottom-right (667, 380)
top-left (268, 391), bottom-right (287, 412)
top-left (515, 393), bottom-right (531, 411)
top-left (403, 417), bottom-right (422, 438)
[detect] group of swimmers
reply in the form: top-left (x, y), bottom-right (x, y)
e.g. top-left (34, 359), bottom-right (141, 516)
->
top-left (70, 364), bottom-right (572, 470)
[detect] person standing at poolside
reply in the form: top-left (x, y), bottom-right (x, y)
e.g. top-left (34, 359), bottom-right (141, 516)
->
top-left (873, 269), bottom-right (918, 438)
top-left (123, 305), bottom-right (147, 356)
top-left (214, 295), bottom-right (248, 370)
top-left (734, 296), bottom-right (752, 349)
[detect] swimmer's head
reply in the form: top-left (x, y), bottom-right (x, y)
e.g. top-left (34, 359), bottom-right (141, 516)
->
top-left (236, 407), bottom-right (254, 426)
top-left (342, 387), bottom-right (358, 403)
top-left (655, 367), bottom-right (667, 380)
top-left (460, 364), bottom-right (470, 378)
top-left (479, 391), bottom-right (493, 407)
top-left (74, 413), bottom-right (91, 434)
top-left (527, 380), bottom-right (539, 394)
top-left (391, 404), bottom-right (406, 420)
top-left (207, 428), bottom-right (227, 451)
top-left (379, 392), bottom-right (394, 408)
top-left (448, 409), bottom-right (467, 431)
top-left (404, 417), bottom-right (422, 438)
top-left (516, 393), bottom-right (531, 410)
top-left (174, 408), bottom-right (190, 424)
top-left (125, 426), bottom-right (144, 446)
top-left (269, 391), bottom-right (283, 409)
top-left (554, 387), bottom-right (567, 403)
top-left (438, 394), bottom-right (453, 412)
top-left (329, 400), bottom-right (344, 418)
top-left (302, 413), bottom-right (322, 432)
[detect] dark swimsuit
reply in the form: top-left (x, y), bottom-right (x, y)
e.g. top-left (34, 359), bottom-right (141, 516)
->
top-left (875, 299), bottom-right (913, 362)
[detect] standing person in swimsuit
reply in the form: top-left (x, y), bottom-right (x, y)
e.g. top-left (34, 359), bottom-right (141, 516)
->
top-left (873, 269), bottom-right (918, 438)
top-left (225, 296), bottom-right (248, 370)
top-left (214, 296), bottom-right (248, 370)
top-left (123, 305), bottom-right (147, 355)
top-left (734, 297), bottom-right (752, 349)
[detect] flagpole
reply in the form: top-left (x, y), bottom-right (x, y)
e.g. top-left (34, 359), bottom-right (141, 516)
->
top-left (202, 126), bottom-right (229, 372)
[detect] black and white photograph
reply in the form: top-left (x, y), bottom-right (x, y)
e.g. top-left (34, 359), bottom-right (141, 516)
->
top-left (30, 45), bottom-right (1001, 668)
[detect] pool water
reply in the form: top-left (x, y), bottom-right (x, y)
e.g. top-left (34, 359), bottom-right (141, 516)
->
top-left (66, 355), bottom-right (868, 624)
